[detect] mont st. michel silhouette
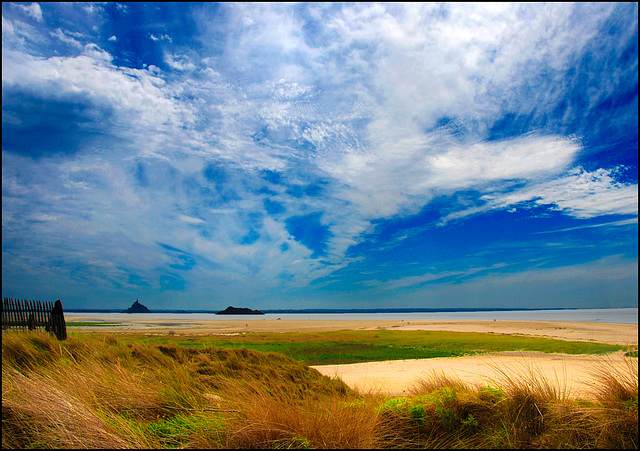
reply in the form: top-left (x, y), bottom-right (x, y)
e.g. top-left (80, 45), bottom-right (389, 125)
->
top-left (121, 299), bottom-right (151, 313)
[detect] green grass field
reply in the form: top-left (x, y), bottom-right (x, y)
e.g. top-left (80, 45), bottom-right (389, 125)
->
top-left (126, 329), bottom-right (625, 365)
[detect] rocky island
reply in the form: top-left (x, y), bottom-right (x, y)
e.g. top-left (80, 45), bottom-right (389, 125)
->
top-left (215, 305), bottom-right (264, 315)
top-left (122, 299), bottom-right (151, 313)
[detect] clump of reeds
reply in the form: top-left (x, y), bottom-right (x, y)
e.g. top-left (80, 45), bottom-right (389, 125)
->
top-left (2, 331), bottom-right (637, 449)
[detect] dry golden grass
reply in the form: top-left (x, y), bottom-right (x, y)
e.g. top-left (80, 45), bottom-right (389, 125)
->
top-left (2, 330), bottom-right (637, 449)
top-left (2, 330), bottom-right (354, 449)
top-left (220, 382), bottom-right (379, 449)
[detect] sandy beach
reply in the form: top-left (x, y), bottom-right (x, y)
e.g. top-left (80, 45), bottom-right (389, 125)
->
top-left (66, 315), bottom-right (637, 398)
top-left (311, 350), bottom-right (636, 398)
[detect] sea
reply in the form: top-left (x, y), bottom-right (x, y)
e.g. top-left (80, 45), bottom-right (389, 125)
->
top-left (65, 307), bottom-right (638, 324)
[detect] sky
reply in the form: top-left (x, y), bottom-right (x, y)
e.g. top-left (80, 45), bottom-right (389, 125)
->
top-left (2, 2), bottom-right (638, 312)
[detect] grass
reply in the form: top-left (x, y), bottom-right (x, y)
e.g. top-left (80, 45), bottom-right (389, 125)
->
top-left (2, 330), bottom-right (637, 449)
top-left (127, 329), bottom-right (625, 365)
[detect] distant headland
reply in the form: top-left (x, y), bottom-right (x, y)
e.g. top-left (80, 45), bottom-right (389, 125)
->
top-left (122, 299), bottom-right (151, 314)
top-left (216, 305), bottom-right (264, 315)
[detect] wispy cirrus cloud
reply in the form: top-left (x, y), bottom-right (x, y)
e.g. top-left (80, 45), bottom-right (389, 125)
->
top-left (474, 167), bottom-right (639, 221)
top-left (534, 218), bottom-right (638, 235)
top-left (362, 262), bottom-right (510, 291)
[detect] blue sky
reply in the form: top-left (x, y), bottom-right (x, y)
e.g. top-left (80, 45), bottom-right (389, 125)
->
top-left (2, 2), bottom-right (637, 311)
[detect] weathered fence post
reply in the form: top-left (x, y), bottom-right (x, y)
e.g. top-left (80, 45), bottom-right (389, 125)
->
top-left (50, 299), bottom-right (67, 340)
top-left (27, 299), bottom-right (36, 330)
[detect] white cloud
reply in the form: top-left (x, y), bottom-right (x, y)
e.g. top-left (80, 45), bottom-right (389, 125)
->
top-left (482, 167), bottom-right (638, 219)
top-left (164, 52), bottom-right (195, 71)
top-left (2, 15), bottom-right (15, 36)
top-left (324, 4), bottom-right (583, 126)
top-left (322, 132), bottom-right (582, 224)
top-left (368, 263), bottom-right (508, 291)
top-left (2, 12), bottom-right (48, 50)
top-left (2, 46), bottom-right (192, 132)
top-left (379, 270), bottom-right (465, 290)
top-left (179, 215), bottom-right (206, 225)
top-left (477, 254), bottom-right (638, 288)
top-left (425, 135), bottom-right (580, 186)
top-left (16, 3), bottom-right (43, 22)
top-left (150, 33), bottom-right (172, 42)
top-left (231, 2), bottom-right (618, 236)
top-left (51, 28), bottom-right (84, 49)
top-left (83, 4), bottom-right (99, 16)
top-left (535, 217), bottom-right (638, 234)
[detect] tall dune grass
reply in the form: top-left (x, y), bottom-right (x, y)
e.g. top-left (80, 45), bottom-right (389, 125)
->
top-left (2, 330), bottom-right (637, 449)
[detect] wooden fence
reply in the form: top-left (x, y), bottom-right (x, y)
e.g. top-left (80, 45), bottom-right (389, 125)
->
top-left (2, 298), bottom-right (67, 340)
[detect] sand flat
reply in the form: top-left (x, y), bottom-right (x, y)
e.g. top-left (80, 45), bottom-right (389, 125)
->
top-left (66, 316), bottom-right (638, 346)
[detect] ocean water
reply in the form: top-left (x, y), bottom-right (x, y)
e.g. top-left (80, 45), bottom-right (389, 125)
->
top-left (65, 307), bottom-right (638, 324)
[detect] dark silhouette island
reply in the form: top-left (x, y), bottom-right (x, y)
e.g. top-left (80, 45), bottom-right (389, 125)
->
top-left (122, 299), bottom-right (151, 313)
top-left (216, 305), bottom-right (264, 315)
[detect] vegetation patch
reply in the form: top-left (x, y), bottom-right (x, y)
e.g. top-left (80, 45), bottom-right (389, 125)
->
top-left (2, 330), bottom-right (637, 449)
top-left (130, 329), bottom-right (625, 365)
